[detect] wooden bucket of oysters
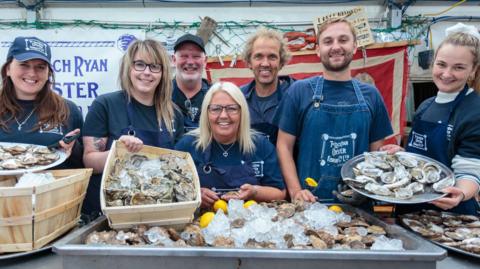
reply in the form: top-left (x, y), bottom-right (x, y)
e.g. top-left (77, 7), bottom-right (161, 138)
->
top-left (100, 141), bottom-right (201, 229)
top-left (340, 151), bottom-right (455, 204)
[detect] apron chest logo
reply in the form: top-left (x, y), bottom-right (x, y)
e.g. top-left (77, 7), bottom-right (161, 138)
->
top-left (319, 133), bottom-right (356, 167)
top-left (408, 131), bottom-right (427, 151)
top-left (39, 124), bottom-right (63, 135)
top-left (250, 161), bottom-right (264, 177)
top-left (446, 124), bottom-right (453, 141)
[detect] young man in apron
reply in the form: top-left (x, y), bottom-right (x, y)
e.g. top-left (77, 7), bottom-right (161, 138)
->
top-left (276, 18), bottom-right (393, 205)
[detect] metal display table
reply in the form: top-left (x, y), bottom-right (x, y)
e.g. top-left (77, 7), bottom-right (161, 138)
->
top-left (52, 209), bottom-right (447, 269)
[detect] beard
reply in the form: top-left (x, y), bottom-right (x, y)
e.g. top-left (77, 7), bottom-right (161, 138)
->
top-left (321, 49), bottom-right (354, 72)
top-left (175, 65), bottom-right (203, 83)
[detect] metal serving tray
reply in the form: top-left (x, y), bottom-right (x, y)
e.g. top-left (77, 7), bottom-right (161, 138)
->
top-left (341, 152), bottom-right (454, 204)
top-left (400, 212), bottom-right (480, 259)
top-left (53, 205), bottom-right (446, 269)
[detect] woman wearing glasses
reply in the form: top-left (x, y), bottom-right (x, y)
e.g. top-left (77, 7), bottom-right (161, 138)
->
top-left (175, 81), bottom-right (285, 208)
top-left (82, 39), bottom-right (183, 215)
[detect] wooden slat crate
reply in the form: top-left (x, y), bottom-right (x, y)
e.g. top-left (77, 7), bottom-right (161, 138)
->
top-left (100, 141), bottom-right (201, 229)
top-left (0, 168), bottom-right (92, 253)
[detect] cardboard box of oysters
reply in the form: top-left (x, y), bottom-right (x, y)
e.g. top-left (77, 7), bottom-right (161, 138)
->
top-left (0, 168), bottom-right (92, 253)
top-left (100, 140), bottom-right (201, 229)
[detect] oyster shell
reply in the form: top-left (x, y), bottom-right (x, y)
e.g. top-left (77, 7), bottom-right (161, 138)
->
top-left (344, 152), bottom-right (452, 201)
top-left (400, 210), bottom-right (480, 256)
top-left (104, 153), bottom-right (196, 206)
top-left (433, 176), bottom-right (455, 192)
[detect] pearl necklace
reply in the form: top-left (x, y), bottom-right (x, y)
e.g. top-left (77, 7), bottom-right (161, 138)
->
top-left (14, 107), bottom-right (37, 131)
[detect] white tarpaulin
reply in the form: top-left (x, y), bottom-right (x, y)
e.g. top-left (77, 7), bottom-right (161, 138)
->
top-left (0, 28), bottom-right (145, 118)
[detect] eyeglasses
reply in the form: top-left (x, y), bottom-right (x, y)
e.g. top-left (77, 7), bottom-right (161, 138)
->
top-left (207, 104), bottom-right (241, 115)
top-left (132, 60), bottom-right (162, 73)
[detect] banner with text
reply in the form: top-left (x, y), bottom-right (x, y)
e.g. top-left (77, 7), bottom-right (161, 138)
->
top-left (0, 29), bottom-right (145, 118)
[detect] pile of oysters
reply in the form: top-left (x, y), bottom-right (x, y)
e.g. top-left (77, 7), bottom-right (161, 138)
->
top-left (343, 152), bottom-right (454, 200)
top-left (104, 153), bottom-right (196, 206)
top-left (0, 143), bottom-right (59, 170)
top-left (400, 210), bottom-right (480, 255)
top-left (86, 201), bottom-right (402, 250)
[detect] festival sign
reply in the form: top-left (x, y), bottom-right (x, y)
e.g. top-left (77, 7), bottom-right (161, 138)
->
top-left (0, 29), bottom-right (145, 118)
top-left (313, 6), bottom-right (375, 47)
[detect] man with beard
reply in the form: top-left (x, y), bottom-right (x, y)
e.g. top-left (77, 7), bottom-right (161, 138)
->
top-left (172, 34), bottom-right (210, 132)
top-left (240, 28), bottom-right (294, 145)
top-left (275, 18), bottom-right (393, 205)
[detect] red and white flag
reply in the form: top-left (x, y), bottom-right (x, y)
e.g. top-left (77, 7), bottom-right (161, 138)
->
top-left (206, 46), bottom-right (409, 143)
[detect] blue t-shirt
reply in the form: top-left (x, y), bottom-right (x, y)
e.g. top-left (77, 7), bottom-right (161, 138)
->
top-left (83, 91), bottom-right (184, 149)
top-left (241, 76), bottom-right (294, 145)
top-left (175, 134), bottom-right (285, 190)
top-left (274, 77), bottom-right (393, 144)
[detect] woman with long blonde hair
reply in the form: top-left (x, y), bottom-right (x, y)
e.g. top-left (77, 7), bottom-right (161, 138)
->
top-left (175, 81), bottom-right (285, 208)
top-left (82, 39), bottom-right (183, 215)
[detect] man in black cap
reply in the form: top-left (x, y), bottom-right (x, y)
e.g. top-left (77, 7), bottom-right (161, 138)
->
top-left (172, 33), bottom-right (210, 132)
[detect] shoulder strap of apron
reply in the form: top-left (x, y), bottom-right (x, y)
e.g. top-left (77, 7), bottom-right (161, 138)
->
top-left (309, 76), bottom-right (324, 104)
top-left (447, 86), bottom-right (469, 121)
top-left (352, 79), bottom-right (367, 105)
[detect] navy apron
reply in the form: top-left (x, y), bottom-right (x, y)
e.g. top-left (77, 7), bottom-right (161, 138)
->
top-left (398, 86), bottom-right (479, 216)
top-left (197, 142), bottom-right (259, 190)
top-left (83, 100), bottom-right (175, 216)
top-left (107, 101), bottom-right (175, 149)
top-left (251, 90), bottom-right (282, 145)
top-left (297, 77), bottom-right (371, 203)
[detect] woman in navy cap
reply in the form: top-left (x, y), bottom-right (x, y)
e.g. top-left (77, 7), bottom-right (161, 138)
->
top-left (82, 39), bottom-right (184, 215)
top-left (0, 36), bottom-right (83, 168)
top-left (175, 81), bottom-right (285, 208)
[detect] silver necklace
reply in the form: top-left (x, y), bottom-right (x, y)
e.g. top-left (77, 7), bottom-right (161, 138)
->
top-left (14, 107), bottom-right (37, 131)
top-left (215, 140), bottom-right (235, 157)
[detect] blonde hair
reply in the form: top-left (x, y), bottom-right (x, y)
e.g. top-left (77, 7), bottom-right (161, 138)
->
top-left (242, 27), bottom-right (292, 68)
top-left (316, 17), bottom-right (357, 43)
top-left (192, 81), bottom-right (256, 154)
top-left (436, 32), bottom-right (480, 92)
top-left (119, 39), bottom-right (176, 134)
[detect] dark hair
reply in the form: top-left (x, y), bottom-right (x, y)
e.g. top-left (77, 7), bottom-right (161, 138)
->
top-left (0, 59), bottom-right (69, 131)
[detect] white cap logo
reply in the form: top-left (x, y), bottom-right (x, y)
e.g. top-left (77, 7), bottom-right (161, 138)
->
top-left (25, 39), bottom-right (48, 56)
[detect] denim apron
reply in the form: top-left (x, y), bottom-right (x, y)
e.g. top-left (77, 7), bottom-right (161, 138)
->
top-left (297, 77), bottom-right (371, 202)
top-left (83, 101), bottom-right (175, 216)
top-left (197, 143), bottom-right (259, 190)
top-left (398, 87), bottom-right (479, 216)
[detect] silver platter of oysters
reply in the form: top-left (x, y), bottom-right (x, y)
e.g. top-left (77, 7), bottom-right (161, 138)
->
top-left (0, 142), bottom-right (67, 175)
top-left (341, 151), bottom-right (455, 204)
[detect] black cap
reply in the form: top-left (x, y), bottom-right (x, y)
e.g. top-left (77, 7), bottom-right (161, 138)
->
top-left (174, 34), bottom-right (205, 53)
top-left (7, 36), bottom-right (51, 65)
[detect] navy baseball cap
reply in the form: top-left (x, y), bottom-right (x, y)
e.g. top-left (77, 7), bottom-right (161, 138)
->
top-left (7, 36), bottom-right (51, 65)
top-left (174, 34), bottom-right (205, 53)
